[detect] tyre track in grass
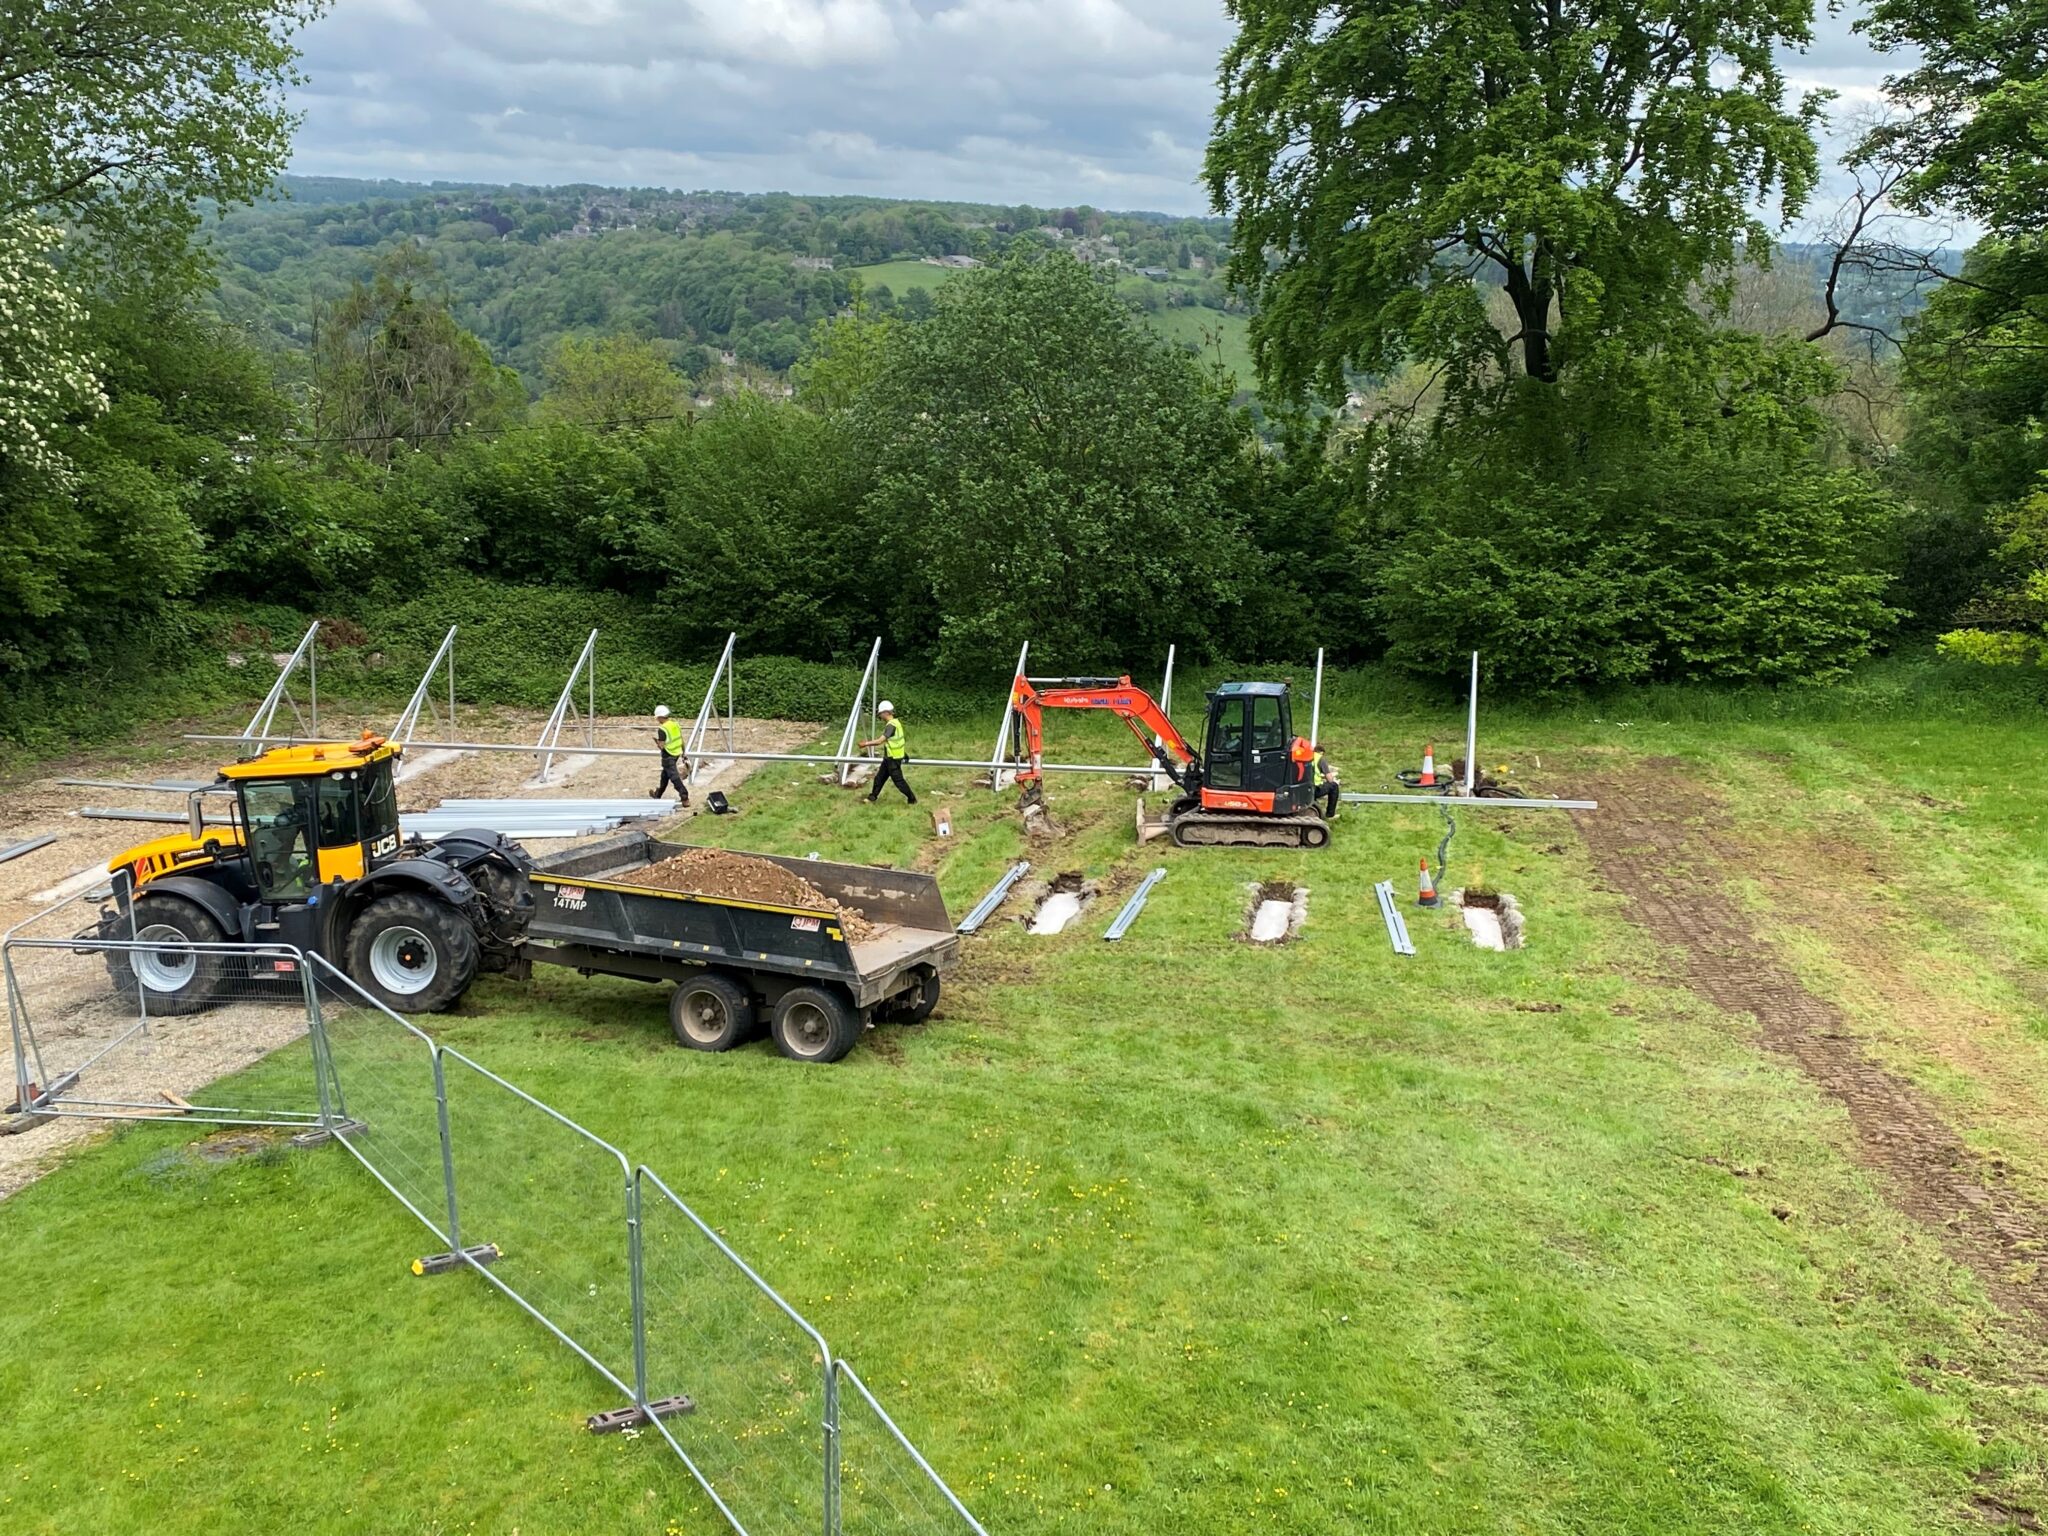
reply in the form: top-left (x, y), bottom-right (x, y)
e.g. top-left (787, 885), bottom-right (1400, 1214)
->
top-left (1574, 759), bottom-right (2048, 1340)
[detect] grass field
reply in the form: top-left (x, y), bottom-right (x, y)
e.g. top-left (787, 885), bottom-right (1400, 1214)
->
top-left (5, 680), bottom-right (2048, 1533)
top-left (850, 261), bottom-right (1255, 391)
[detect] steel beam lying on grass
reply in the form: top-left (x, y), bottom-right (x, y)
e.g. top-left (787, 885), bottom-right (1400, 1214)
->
top-left (1374, 880), bottom-right (1415, 955)
top-left (958, 862), bottom-right (1031, 934)
top-left (0, 835), bottom-right (57, 866)
top-left (1103, 868), bottom-right (1166, 941)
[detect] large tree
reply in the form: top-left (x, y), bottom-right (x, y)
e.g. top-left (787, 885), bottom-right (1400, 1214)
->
top-left (1204, 0), bottom-right (1825, 400)
top-left (0, 0), bottom-right (327, 288)
top-left (536, 333), bottom-right (683, 429)
top-left (1857, 0), bottom-right (2048, 236)
top-left (857, 254), bottom-right (1257, 672)
top-left (311, 244), bottom-right (525, 463)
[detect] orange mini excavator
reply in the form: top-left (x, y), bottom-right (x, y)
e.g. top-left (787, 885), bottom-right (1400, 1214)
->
top-left (1007, 675), bottom-right (1331, 849)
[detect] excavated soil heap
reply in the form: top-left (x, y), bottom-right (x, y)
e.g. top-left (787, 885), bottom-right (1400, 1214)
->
top-left (629, 849), bottom-right (877, 941)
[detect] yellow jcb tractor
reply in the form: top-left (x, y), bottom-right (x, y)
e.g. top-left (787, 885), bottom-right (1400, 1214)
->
top-left (101, 734), bottom-right (531, 1014)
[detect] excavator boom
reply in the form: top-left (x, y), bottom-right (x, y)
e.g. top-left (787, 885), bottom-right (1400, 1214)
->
top-left (1009, 676), bottom-right (1196, 787)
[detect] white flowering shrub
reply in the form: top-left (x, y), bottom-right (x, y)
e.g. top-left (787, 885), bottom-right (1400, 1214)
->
top-left (0, 218), bottom-right (107, 484)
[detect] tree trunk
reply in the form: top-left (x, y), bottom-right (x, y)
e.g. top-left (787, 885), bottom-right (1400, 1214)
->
top-left (1500, 255), bottom-right (1557, 383)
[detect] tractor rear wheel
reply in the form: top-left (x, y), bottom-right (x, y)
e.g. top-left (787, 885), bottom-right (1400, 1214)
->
top-left (770, 985), bottom-right (860, 1064)
top-left (107, 895), bottom-right (227, 1015)
top-left (346, 893), bottom-right (478, 1014)
top-left (670, 972), bottom-right (754, 1052)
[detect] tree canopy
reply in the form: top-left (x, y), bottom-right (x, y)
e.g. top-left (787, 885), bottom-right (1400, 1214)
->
top-left (1205, 0), bottom-right (1824, 401)
top-left (859, 254), bottom-right (1258, 671)
top-left (1858, 0), bottom-right (2048, 236)
top-left (0, 0), bottom-right (327, 289)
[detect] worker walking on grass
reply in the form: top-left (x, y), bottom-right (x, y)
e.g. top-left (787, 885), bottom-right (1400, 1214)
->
top-left (1311, 743), bottom-right (1339, 819)
top-left (860, 701), bottom-right (916, 805)
top-left (650, 705), bottom-right (691, 806)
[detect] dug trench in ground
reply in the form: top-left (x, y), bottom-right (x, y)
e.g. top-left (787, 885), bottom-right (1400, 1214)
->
top-left (1574, 759), bottom-right (2048, 1341)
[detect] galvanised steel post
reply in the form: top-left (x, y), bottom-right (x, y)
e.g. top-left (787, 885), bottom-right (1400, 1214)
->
top-left (6, 951), bottom-right (33, 1113)
top-left (300, 960), bottom-right (337, 1130)
top-left (822, 1356), bottom-right (841, 1536)
top-left (433, 1047), bottom-right (461, 1250)
top-left (627, 1171), bottom-right (649, 1411)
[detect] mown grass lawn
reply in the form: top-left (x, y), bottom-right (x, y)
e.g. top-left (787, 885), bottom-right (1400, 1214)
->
top-left (4, 685), bottom-right (2047, 1534)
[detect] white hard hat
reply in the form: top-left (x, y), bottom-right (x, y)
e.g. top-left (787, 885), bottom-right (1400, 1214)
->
top-left (653, 705), bottom-right (671, 718)
top-left (877, 700), bottom-right (895, 713)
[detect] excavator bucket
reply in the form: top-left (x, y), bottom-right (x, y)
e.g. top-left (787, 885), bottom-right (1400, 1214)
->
top-left (1015, 780), bottom-right (1062, 842)
top-left (1135, 796), bottom-right (1173, 844)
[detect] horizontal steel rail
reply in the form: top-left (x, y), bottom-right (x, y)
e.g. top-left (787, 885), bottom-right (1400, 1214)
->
top-left (1340, 791), bottom-right (1599, 811)
top-left (188, 734), bottom-right (1159, 776)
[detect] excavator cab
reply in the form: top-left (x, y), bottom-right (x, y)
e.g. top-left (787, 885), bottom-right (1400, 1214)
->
top-left (1198, 682), bottom-right (1317, 817)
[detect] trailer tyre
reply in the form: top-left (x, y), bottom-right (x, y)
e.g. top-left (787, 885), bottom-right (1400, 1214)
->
top-left (670, 973), bottom-right (754, 1052)
top-left (346, 893), bottom-right (477, 1014)
top-left (107, 895), bottom-right (227, 1015)
top-left (883, 972), bottom-right (941, 1024)
top-left (770, 986), bottom-right (860, 1064)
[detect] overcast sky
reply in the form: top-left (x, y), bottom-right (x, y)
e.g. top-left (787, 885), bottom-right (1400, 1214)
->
top-left (286, 0), bottom-right (1918, 231)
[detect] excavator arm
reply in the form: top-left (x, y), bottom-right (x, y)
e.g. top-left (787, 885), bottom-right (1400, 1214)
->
top-left (1009, 676), bottom-right (1198, 791)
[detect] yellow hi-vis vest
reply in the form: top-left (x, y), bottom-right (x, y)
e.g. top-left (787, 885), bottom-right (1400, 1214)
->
top-left (659, 718), bottom-right (684, 756)
top-left (1311, 750), bottom-right (1328, 786)
top-left (882, 718), bottom-right (906, 759)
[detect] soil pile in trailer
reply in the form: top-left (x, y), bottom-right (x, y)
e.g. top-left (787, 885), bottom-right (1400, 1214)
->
top-left (627, 849), bottom-right (877, 941)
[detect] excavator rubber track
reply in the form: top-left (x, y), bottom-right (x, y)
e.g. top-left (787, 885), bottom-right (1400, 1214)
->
top-left (1168, 809), bottom-right (1331, 850)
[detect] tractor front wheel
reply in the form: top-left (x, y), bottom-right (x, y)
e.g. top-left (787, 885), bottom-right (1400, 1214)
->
top-left (107, 895), bottom-right (227, 1015)
top-left (346, 893), bottom-right (478, 1014)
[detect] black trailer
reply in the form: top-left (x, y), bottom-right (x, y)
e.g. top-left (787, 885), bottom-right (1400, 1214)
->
top-left (523, 832), bottom-right (959, 1064)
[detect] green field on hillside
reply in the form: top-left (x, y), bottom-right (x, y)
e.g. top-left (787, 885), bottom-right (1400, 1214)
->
top-left (4, 687), bottom-right (2048, 1533)
top-left (852, 261), bottom-right (1256, 389)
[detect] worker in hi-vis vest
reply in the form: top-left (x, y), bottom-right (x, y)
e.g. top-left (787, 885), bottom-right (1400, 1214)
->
top-left (1310, 742), bottom-right (1338, 819)
top-left (858, 701), bottom-right (916, 805)
top-left (650, 705), bottom-right (691, 805)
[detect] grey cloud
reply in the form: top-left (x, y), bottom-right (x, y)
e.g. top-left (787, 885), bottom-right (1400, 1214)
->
top-left (286, 0), bottom-right (1906, 219)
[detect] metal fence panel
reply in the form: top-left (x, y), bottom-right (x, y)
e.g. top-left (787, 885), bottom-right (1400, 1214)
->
top-left (637, 1167), bottom-right (832, 1536)
top-left (438, 1045), bottom-right (637, 1398)
top-left (6, 875), bottom-right (324, 1128)
top-left (834, 1363), bottom-right (988, 1536)
top-left (305, 956), bottom-right (451, 1237)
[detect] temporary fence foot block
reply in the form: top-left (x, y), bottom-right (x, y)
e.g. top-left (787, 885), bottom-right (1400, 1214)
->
top-left (412, 1242), bottom-right (501, 1276)
top-left (290, 1118), bottom-right (366, 1148)
top-left (587, 1396), bottom-right (696, 1434)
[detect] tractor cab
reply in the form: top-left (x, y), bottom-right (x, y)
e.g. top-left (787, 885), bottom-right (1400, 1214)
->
top-left (1198, 682), bottom-right (1316, 815)
top-left (217, 736), bottom-right (404, 904)
top-left (106, 733), bottom-right (532, 1015)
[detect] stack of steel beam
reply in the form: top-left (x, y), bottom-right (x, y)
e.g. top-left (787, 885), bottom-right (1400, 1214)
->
top-left (403, 797), bottom-right (680, 842)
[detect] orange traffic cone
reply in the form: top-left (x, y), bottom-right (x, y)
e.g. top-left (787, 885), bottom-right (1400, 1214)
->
top-left (1417, 858), bottom-right (1440, 908)
top-left (1420, 743), bottom-right (1436, 787)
